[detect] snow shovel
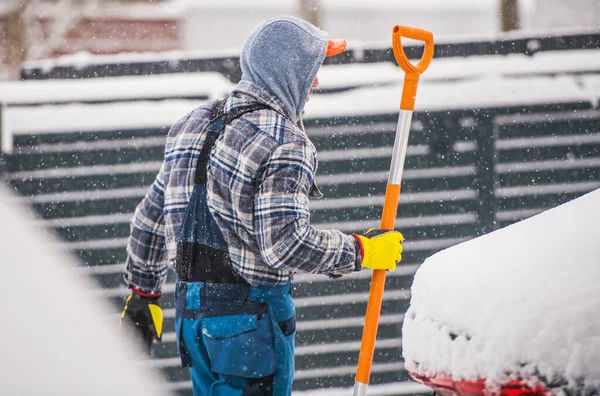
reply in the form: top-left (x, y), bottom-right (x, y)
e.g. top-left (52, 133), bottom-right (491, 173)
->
top-left (353, 25), bottom-right (434, 396)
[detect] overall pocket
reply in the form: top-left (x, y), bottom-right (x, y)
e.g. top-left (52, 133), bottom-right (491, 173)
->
top-left (277, 316), bottom-right (296, 337)
top-left (202, 313), bottom-right (276, 378)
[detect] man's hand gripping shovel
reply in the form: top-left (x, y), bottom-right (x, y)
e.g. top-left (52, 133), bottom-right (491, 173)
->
top-left (353, 26), bottom-right (434, 396)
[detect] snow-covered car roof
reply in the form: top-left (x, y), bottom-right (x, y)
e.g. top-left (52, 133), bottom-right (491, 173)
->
top-left (402, 188), bottom-right (600, 394)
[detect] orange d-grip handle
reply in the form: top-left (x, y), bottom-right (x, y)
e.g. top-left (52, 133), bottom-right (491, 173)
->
top-left (392, 26), bottom-right (434, 110)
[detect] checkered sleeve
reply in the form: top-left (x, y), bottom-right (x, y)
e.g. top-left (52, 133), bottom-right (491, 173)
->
top-left (254, 141), bottom-right (358, 275)
top-left (123, 162), bottom-right (169, 293)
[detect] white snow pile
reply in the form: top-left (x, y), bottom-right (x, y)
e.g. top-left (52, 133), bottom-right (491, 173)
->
top-left (402, 188), bottom-right (600, 394)
top-left (0, 185), bottom-right (172, 395)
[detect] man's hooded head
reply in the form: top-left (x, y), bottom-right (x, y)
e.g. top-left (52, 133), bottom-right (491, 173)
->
top-left (240, 16), bottom-right (345, 122)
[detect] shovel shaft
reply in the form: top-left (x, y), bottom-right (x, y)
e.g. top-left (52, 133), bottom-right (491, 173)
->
top-left (354, 25), bottom-right (433, 395)
top-left (354, 111), bottom-right (412, 391)
top-left (388, 110), bottom-right (414, 186)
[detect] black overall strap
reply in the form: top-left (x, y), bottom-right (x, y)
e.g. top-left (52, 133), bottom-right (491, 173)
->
top-left (174, 99), bottom-right (273, 285)
top-left (194, 100), bottom-right (272, 185)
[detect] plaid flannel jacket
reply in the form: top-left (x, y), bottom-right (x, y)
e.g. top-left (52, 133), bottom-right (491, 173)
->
top-left (124, 80), bottom-right (359, 293)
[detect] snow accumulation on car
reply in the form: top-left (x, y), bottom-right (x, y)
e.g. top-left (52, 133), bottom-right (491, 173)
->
top-left (402, 188), bottom-right (600, 396)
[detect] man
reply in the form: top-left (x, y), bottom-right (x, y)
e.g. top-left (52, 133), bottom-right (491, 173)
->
top-left (120, 16), bottom-right (404, 396)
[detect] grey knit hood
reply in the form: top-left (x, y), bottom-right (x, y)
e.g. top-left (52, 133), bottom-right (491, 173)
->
top-left (239, 16), bottom-right (329, 123)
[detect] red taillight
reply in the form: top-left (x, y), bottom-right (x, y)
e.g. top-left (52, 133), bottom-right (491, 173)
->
top-left (453, 381), bottom-right (489, 396)
top-left (426, 375), bottom-right (458, 396)
top-left (410, 372), bottom-right (549, 396)
top-left (497, 381), bottom-right (548, 396)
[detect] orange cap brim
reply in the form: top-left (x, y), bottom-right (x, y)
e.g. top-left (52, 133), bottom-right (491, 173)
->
top-left (326, 39), bottom-right (346, 57)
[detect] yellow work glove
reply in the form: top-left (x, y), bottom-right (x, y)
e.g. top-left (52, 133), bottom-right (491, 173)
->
top-left (120, 287), bottom-right (163, 355)
top-left (353, 229), bottom-right (404, 271)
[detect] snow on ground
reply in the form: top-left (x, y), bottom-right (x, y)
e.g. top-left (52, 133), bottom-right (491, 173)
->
top-left (402, 188), bottom-right (600, 393)
top-left (0, 185), bottom-right (172, 395)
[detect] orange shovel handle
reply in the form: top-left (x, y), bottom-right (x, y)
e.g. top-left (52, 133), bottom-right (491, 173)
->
top-left (392, 26), bottom-right (434, 110)
top-left (354, 26), bottom-right (434, 396)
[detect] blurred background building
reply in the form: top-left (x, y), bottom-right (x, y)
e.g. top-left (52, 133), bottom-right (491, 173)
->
top-left (1, 0), bottom-right (599, 81)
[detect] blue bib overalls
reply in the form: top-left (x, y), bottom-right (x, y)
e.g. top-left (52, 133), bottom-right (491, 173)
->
top-left (174, 100), bottom-right (296, 396)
